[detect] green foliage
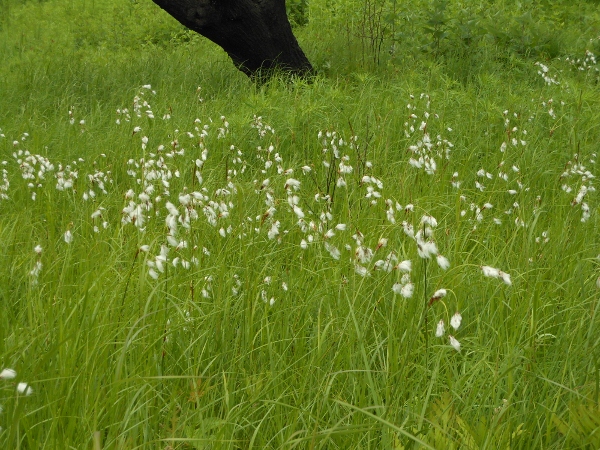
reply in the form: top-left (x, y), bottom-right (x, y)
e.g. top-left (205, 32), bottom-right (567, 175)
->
top-left (287, 0), bottom-right (310, 26)
top-left (553, 402), bottom-right (600, 448)
top-left (315, 0), bottom-right (600, 72)
top-left (0, 0), bottom-right (600, 448)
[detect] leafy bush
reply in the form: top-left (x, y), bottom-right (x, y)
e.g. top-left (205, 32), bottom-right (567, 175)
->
top-left (287, 0), bottom-right (310, 26)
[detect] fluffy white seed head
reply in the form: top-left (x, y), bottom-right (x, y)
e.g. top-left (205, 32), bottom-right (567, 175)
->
top-left (417, 241), bottom-right (438, 259)
top-left (421, 215), bottom-right (438, 227)
top-left (499, 271), bottom-right (512, 286)
top-left (324, 242), bottom-right (340, 260)
top-left (284, 178), bottom-right (301, 191)
top-left (402, 222), bottom-right (415, 238)
top-left (354, 264), bottom-right (369, 277)
top-left (429, 289), bottom-right (447, 306)
top-left (449, 335), bottom-right (461, 352)
top-left (436, 254), bottom-right (450, 270)
top-left (17, 382), bottom-right (33, 396)
top-left (481, 266), bottom-right (500, 278)
top-left (432, 288), bottom-right (446, 299)
top-left (450, 312), bottom-right (462, 330)
top-left (0, 368), bottom-right (17, 379)
top-left (396, 260), bottom-right (412, 273)
top-left (401, 282), bottom-right (414, 298)
top-left (435, 320), bottom-right (445, 337)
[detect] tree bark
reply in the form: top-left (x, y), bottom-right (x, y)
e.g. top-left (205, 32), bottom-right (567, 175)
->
top-left (151, 0), bottom-right (314, 80)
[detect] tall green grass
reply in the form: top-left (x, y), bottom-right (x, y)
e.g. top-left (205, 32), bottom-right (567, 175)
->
top-left (1, 0), bottom-right (599, 448)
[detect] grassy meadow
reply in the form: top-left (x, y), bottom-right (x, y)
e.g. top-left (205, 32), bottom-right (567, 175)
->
top-left (0, 0), bottom-right (599, 448)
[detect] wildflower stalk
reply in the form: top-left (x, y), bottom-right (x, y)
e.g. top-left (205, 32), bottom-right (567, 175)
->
top-left (162, 260), bottom-right (169, 368)
top-left (114, 248), bottom-right (142, 356)
top-left (7, 389), bottom-right (28, 447)
top-left (325, 151), bottom-right (337, 204)
top-left (414, 223), bottom-right (430, 364)
top-left (423, 249), bottom-right (429, 364)
top-left (120, 248), bottom-right (141, 310)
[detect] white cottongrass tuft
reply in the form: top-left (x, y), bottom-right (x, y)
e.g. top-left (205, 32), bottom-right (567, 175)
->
top-left (417, 240), bottom-right (438, 259)
top-left (435, 320), bottom-right (445, 337)
top-left (30, 261), bottom-right (43, 278)
top-left (402, 221), bottom-right (415, 238)
top-left (433, 288), bottom-right (446, 297)
top-left (324, 242), bottom-right (341, 260)
top-left (428, 288), bottom-right (447, 306)
top-left (0, 368), bottom-right (17, 379)
top-left (396, 260), bottom-right (412, 273)
top-left (64, 229), bottom-right (73, 244)
top-left (420, 215), bottom-right (438, 227)
top-left (401, 282), bottom-right (414, 298)
top-left (354, 264), bottom-right (369, 277)
top-left (499, 271), bottom-right (512, 286)
top-left (17, 382), bottom-right (33, 396)
top-left (450, 312), bottom-right (462, 330)
top-left (377, 238), bottom-right (388, 249)
top-left (449, 335), bottom-right (461, 352)
top-left (481, 265), bottom-right (512, 285)
top-left (284, 178), bottom-right (301, 191)
top-left (481, 266), bottom-right (500, 278)
top-left (436, 254), bottom-right (450, 270)
top-left (267, 221), bottom-right (280, 240)
top-left (392, 280), bottom-right (414, 298)
top-left (374, 252), bottom-right (397, 272)
top-left (34, 245), bottom-right (42, 255)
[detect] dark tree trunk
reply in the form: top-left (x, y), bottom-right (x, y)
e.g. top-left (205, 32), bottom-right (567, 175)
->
top-left (151, 0), bottom-right (314, 80)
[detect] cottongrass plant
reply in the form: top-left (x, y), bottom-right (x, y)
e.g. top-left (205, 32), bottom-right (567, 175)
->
top-left (1, 2), bottom-right (600, 445)
top-left (1, 77), bottom-right (598, 446)
top-left (2, 76), bottom-right (599, 447)
top-left (1, 368), bottom-right (33, 434)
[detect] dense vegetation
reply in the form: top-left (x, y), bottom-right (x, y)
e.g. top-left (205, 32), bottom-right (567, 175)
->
top-left (1, 0), bottom-right (599, 448)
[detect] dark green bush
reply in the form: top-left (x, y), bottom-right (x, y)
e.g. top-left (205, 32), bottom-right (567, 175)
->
top-left (287, 0), bottom-right (310, 26)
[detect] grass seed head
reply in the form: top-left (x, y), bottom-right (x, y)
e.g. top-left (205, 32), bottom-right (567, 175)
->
top-left (17, 382), bottom-right (33, 396)
top-left (435, 320), bottom-right (445, 337)
top-left (450, 312), bottom-right (462, 330)
top-left (436, 254), bottom-right (450, 270)
top-left (0, 368), bottom-right (17, 379)
top-left (429, 288), bottom-right (447, 306)
top-left (449, 335), bottom-right (461, 352)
